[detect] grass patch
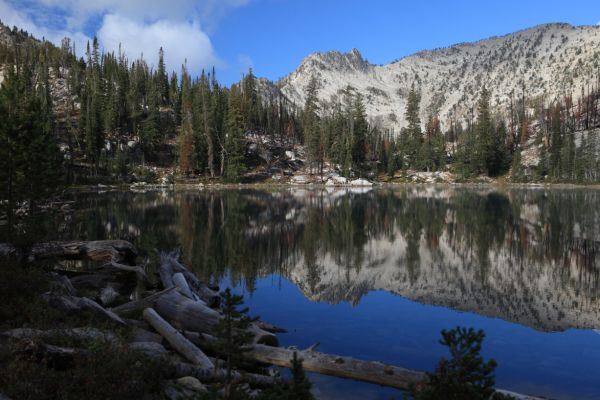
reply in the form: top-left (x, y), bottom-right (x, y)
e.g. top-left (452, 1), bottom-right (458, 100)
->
top-left (0, 341), bottom-right (167, 400)
top-left (0, 261), bottom-right (66, 329)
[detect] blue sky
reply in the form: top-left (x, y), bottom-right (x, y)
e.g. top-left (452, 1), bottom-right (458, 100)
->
top-left (2, 0), bottom-right (600, 85)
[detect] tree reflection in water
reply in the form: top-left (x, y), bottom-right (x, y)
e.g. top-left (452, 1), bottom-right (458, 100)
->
top-left (70, 187), bottom-right (600, 332)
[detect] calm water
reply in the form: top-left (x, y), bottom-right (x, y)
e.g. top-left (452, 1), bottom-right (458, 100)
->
top-left (60, 186), bottom-right (600, 399)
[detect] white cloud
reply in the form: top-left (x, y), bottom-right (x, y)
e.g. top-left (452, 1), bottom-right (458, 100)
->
top-left (0, 0), bottom-right (91, 56)
top-left (98, 14), bottom-right (219, 74)
top-left (0, 0), bottom-right (250, 75)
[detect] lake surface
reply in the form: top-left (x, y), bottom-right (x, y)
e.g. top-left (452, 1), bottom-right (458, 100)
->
top-left (62, 186), bottom-right (600, 399)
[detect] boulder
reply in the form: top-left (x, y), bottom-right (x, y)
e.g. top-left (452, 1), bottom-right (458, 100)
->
top-left (350, 178), bottom-right (373, 186)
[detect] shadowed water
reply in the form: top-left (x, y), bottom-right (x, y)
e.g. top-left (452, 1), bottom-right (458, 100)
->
top-left (60, 186), bottom-right (600, 399)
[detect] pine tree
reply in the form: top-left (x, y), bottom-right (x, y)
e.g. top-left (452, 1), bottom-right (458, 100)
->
top-left (404, 84), bottom-right (422, 168)
top-left (261, 352), bottom-right (314, 400)
top-left (0, 57), bottom-right (62, 233)
top-left (409, 327), bottom-right (501, 400)
top-left (475, 87), bottom-right (493, 175)
top-left (302, 75), bottom-right (321, 174)
top-left (241, 68), bottom-right (260, 131)
top-left (214, 288), bottom-right (257, 399)
top-left (549, 104), bottom-right (562, 179)
top-left (81, 38), bottom-right (104, 171)
top-left (178, 65), bottom-right (195, 175)
top-left (224, 86), bottom-right (246, 182)
top-left (140, 76), bottom-right (161, 162)
top-left (156, 47), bottom-right (169, 105)
top-left (351, 93), bottom-right (368, 175)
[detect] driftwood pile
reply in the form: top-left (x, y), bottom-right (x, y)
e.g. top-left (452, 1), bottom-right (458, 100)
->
top-left (0, 240), bottom-right (543, 400)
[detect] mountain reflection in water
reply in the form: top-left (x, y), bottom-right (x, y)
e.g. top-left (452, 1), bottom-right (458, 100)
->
top-left (71, 186), bottom-right (600, 333)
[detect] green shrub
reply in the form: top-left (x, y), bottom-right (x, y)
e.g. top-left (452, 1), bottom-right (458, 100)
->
top-left (409, 327), bottom-right (513, 400)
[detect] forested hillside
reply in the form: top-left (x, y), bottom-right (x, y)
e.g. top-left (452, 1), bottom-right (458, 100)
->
top-left (1, 19), bottom-right (600, 211)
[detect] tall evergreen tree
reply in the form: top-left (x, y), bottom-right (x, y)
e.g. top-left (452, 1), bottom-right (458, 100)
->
top-left (404, 84), bottom-right (422, 168)
top-left (178, 65), bottom-right (195, 175)
top-left (475, 87), bottom-right (493, 175)
top-left (224, 86), bottom-right (246, 182)
top-left (0, 58), bottom-right (61, 232)
top-left (351, 93), bottom-right (368, 175)
top-left (301, 75), bottom-right (322, 174)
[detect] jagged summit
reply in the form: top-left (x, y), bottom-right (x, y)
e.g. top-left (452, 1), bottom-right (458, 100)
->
top-left (270, 22), bottom-right (600, 132)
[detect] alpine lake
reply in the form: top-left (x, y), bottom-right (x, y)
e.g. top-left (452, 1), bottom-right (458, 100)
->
top-left (46, 185), bottom-right (600, 399)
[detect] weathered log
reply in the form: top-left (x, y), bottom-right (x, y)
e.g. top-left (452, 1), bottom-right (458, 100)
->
top-left (247, 323), bottom-right (279, 347)
top-left (42, 294), bottom-right (126, 326)
top-left (0, 240), bottom-right (149, 284)
top-left (110, 287), bottom-right (176, 316)
top-left (129, 341), bottom-right (168, 358)
top-left (0, 240), bottom-right (137, 263)
top-left (131, 327), bottom-right (163, 344)
top-left (152, 290), bottom-right (276, 346)
top-left (172, 272), bottom-right (196, 301)
top-left (255, 321), bottom-right (287, 334)
top-left (170, 361), bottom-right (281, 388)
top-left (143, 308), bottom-right (214, 370)
top-left (245, 344), bottom-right (425, 390)
top-left (103, 260), bottom-right (149, 284)
top-left (62, 270), bottom-right (130, 292)
top-left (164, 253), bottom-right (220, 307)
top-left (153, 290), bottom-right (220, 333)
top-left (177, 340), bottom-right (419, 393)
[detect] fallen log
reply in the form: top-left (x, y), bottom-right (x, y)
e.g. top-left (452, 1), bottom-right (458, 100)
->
top-left (247, 344), bottom-right (425, 390)
top-left (164, 252), bottom-right (220, 307)
top-left (153, 290), bottom-right (276, 346)
top-left (131, 327), bottom-right (163, 344)
top-left (172, 272), bottom-right (196, 301)
top-left (110, 287), bottom-right (176, 316)
top-left (43, 294), bottom-right (126, 326)
top-left (170, 361), bottom-right (281, 389)
top-left (129, 341), bottom-right (169, 358)
top-left (143, 308), bottom-right (214, 370)
top-left (182, 332), bottom-right (422, 391)
top-left (153, 289), bottom-right (220, 333)
top-left (0, 240), bottom-right (149, 284)
top-left (247, 323), bottom-right (279, 347)
top-left (0, 240), bottom-right (137, 264)
top-left (255, 321), bottom-right (287, 334)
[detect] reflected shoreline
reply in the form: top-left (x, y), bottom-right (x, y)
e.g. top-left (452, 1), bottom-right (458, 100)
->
top-left (69, 186), bottom-right (600, 332)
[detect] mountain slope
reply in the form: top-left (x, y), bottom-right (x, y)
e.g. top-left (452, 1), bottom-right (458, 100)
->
top-left (275, 23), bottom-right (600, 131)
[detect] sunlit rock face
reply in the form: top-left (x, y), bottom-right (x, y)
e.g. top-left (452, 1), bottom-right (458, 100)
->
top-left (268, 23), bottom-right (600, 132)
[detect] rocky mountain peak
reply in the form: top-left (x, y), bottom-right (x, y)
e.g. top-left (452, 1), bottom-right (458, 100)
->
top-left (270, 22), bottom-right (600, 132)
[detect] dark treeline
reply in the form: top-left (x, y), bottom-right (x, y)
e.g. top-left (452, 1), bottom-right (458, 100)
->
top-left (2, 24), bottom-right (600, 213)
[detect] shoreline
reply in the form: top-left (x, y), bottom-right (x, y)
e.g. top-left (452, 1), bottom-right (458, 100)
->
top-left (65, 180), bottom-right (600, 193)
